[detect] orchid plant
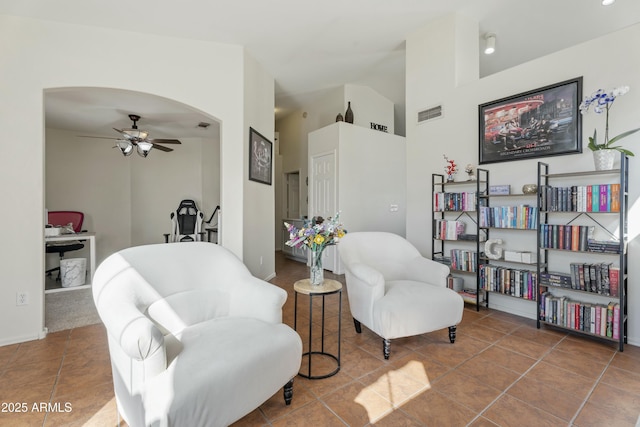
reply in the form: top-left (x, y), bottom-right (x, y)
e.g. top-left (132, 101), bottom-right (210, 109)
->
top-left (443, 155), bottom-right (458, 181)
top-left (579, 85), bottom-right (640, 156)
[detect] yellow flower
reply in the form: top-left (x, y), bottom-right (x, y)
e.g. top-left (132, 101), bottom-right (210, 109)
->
top-left (337, 230), bottom-right (345, 238)
top-left (314, 235), bottom-right (325, 245)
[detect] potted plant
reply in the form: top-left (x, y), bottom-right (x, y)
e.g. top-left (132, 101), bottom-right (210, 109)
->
top-left (579, 85), bottom-right (640, 170)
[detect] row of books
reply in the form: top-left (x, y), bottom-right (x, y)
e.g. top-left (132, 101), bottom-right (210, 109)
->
top-left (479, 205), bottom-right (538, 229)
top-left (540, 224), bottom-right (593, 251)
top-left (459, 288), bottom-right (484, 305)
top-left (450, 249), bottom-right (477, 273)
top-left (540, 263), bottom-right (620, 297)
top-left (433, 219), bottom-right (466, 240)
top-left (539, 184), bottom-right (620, 213)
top-left (433, 191), bottom-right (477, 212)
top-left (540, 292), bottom-right (621, 339)
top-left (479, 264), bottom-right (537, 300)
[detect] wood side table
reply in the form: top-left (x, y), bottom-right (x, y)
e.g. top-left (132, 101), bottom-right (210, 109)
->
top-left (293, 278), bottom-right (342, 379)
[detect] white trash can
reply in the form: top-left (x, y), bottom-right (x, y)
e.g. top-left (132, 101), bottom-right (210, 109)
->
top-left (60, 258), bottom-right (87, 287)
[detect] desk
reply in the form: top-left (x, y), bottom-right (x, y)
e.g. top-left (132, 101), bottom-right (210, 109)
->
top-left (293, 278), bottom-right (342, 379)
top-left (45, 232), bottom-right (96, 293)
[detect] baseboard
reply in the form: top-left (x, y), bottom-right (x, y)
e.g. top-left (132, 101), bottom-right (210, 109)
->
top-left (0, 330), bottom-right (45, 346)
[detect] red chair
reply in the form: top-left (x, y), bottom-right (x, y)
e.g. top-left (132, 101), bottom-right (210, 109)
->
top-left (46, 211), bottom-right (85, 280)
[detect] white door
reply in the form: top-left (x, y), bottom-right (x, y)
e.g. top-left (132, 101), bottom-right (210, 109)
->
top-left (310, 151), bottom-right (336, 272)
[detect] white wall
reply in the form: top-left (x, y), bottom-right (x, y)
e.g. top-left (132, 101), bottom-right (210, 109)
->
top-left (309, 122), bottom-right (406, 234)
top-left (45, 129), bottom-right (132, 266)
top-left (243, 51), bottom-right (276, 280)
top-left (0, 15), bottom-right (271, 345)
top-left (275, 84), bottom-right (397, 244)
top-left (131, 137), bottom-right (206, 246)
top-left (344, 84), bottom-right (395, 134)
top-left (406, 16), bottom-right (640, 344)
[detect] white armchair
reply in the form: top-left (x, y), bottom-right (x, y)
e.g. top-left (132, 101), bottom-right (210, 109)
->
top-left (92, 242), bottom-right (302, 427)
top-left (339, 232), bottom-right (464, 359)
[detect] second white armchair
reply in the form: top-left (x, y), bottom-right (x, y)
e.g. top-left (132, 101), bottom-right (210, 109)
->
top-left (339, 232), bottom-right (464, 359)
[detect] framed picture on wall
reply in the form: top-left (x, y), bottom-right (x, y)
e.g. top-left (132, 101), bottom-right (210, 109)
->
top-left (248, 127), bottom-right (273, 185)
top-left (479, 77), bottom-right (583, 164)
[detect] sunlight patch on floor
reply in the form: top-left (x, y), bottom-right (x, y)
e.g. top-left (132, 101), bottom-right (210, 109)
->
top-left (354, 360), bottom-right (431, 423)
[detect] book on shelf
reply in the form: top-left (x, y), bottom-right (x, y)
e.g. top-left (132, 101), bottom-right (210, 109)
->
top-left (609, 267), bottom-right (620, 297)
top-left (479, 205), bottom-right (537, 229)
top-left (540, 291), bottom-right (618, 338)
top-left (479, 264), bottom-right (537, 299)
top-left (459, 288), bottom-right (484, 304)
top-left (433, 255), bottom-right (452, 266)
top-left (587, 239), bottom-right (621, 254)
top-left (562, 262), bottom-right (618, 295)
top-left (433, 191), bottom-right (477, 212)
top-left (434, 219), bottom-right (466, 240)
top-left (540, 184), bottom-right (620, 212)
top-left (540, 224), bottom-right (594, 251)
top-left (450, 249), bottom-right (477, 272)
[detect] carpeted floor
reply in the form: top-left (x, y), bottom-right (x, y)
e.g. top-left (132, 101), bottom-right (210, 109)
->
top-left (45, 287), bottom-right (101, 333)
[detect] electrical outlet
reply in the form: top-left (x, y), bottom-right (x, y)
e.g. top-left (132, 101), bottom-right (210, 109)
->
top-left (16, 292), bottom-right (29, 306)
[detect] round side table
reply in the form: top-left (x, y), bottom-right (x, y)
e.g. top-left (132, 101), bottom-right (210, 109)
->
top-left (293, 278), bottom-right (342, 379)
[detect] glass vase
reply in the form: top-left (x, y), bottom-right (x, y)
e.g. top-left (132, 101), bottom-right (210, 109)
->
top-left (310, 248), bottom-right (324, 286)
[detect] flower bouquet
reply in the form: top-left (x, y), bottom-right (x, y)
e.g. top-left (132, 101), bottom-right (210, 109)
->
top-left (284, 213), bottom-right (346, 285)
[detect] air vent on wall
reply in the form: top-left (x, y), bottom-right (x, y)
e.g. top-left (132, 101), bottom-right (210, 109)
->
top-left (417, 105), bottom-right (443, 123)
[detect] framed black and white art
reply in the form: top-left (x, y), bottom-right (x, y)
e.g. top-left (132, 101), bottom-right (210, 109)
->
top-left (248, 127), bottom-right (273, 185)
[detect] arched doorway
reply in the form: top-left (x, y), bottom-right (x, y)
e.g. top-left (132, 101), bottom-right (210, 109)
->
top-left (44, 87), bottom-right (221, 331)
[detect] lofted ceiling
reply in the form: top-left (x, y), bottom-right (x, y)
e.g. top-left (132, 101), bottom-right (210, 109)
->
top-left (2, 0), bottom-right (639, 138)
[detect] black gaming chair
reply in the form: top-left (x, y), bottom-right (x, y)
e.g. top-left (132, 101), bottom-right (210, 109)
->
top-left (163, 199), bottom-right (205, 242)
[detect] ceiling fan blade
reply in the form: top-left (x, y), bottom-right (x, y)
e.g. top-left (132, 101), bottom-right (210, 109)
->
top-left (152, 144), bottom-right (174, 152)
top-left (78, 135), bottom-right (118, 140)
top-left (149, 138), bottom-right (181, 144)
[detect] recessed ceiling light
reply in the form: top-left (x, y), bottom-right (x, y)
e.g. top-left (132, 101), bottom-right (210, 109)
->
top-left (484, 34), bottom-right (496, 55)
top-left (602, 0), bottom-right (615, 5)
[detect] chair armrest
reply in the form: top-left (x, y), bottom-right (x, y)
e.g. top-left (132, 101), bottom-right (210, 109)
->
top-left (228, 276), bottom-right (287, 324)
top-left (404, 256), bottom-right (450, 287)
top-left (347, 262), bottom-right (385, 289)
top-left (344, 262), bottom-right (385, 329)
top-left (118, 316), bottom-right (166, 361)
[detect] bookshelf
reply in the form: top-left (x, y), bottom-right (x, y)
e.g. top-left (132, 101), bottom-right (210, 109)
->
top-left (478, 168), bottom-right (539, 307)
top-left (536, 155), bottom-right (628, 351)
top-left (431, 173), bottom-right (487, 309)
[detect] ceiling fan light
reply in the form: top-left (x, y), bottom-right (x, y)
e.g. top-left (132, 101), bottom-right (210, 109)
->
top-left (122, 129), bottom-right (149, 140)
top-left (137, 141), bottom-right (153, 158)
top-left (116, 140), bottom-right (133, 156)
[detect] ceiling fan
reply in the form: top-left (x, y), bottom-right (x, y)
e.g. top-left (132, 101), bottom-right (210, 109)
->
top-left (81, 114), bottom-right (182, 157)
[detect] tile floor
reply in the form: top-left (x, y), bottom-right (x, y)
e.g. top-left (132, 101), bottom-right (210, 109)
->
top-left (1, 252), bottom-right (639, 426)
